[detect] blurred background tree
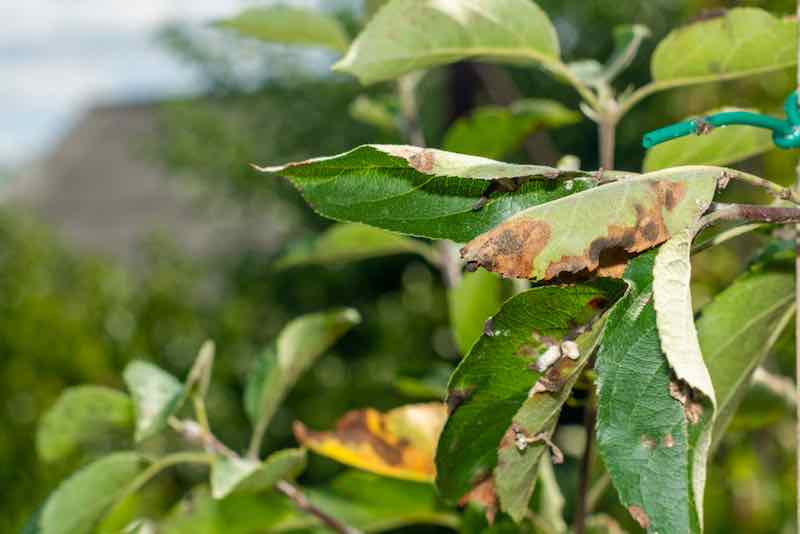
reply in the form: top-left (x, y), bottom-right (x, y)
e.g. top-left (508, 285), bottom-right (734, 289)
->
top-left (2, 0), bottom-right (800, 532)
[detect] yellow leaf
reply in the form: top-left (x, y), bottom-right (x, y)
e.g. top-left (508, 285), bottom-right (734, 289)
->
top-left (293, 403), bottom-right (447, 482)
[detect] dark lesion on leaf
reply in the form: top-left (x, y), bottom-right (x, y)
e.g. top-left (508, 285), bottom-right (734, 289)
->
top-left (458, 476), bottom-right (498, 525)
top-left (668, 378), bottom-right (704, 424)
top-left (627, 505), bottom-right (651, 529)
top-left (445, 387), bottom-right (476, 416)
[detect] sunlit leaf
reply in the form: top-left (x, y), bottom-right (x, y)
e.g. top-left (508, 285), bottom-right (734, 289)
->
top-left (36, 386), bottom-right (133, 463)
top-left (25, 452), bottom-right (145, 534)
top-left (245, 308), bottom-right (361, 448)
top-left (493, 306), bottom-right (608, 522)
top-left (275, 223), bottom-right (436, 270)
top-left (448, 269), bottom-right (503, 355)
top-left (215, 5), bottom-right (350, 53)
top-left (257, 144), bottom-right (595, 243)
top-left (462, 166), bottom-right (720, 281)
top-left (123, 361), bottom-right (184, 442)
top-left (211, 449), bottom-right (307, 499)
top-left (436, 280), bottom-right (625, 503)
top-left (334, 0), bottom-right (562, 84)
top-left (651, 8), bottom-right (796, 87)
top-left (294, 403), bottom-right (447, 482)
top-left (596, 251), bottom-right (709, 533)
top-left (643, 108), bottom-right (774, 171)
top-left (442, 99), bottom-right (580, 160)
top-left (697, 240), bottom-right (795, 447)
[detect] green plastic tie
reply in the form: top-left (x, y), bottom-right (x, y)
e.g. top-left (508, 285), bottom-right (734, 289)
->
top-left (642, 91), bottom-right (800, 150)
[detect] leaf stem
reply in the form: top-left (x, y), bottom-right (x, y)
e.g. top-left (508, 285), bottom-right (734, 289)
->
top-left (752, 367), bottom-right (797, 407)
top-left (275, 479), bottom-right (363, 534)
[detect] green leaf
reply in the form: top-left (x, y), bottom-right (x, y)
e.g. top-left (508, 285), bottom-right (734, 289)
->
top-left (462, 166), bottom-right (720, 281)
top-left (442, 99), bottom-right (580, 160)
top-left (186, 340), bottom-right (215, 399)
top-left (333, 0), bottom-right (561, 85)
top-left (275, 223), bottom-right (436, 270)
top-left (123, 361), bottom-right (184, 442)
top-left (448, 269), bottom-right (503, 355)
top-left (697, 240), bottom-right (795, 447)
top-left (652, 229), bottom-right (715, 527)
top-left (643, 108), bottom-right (774, 171)
top-left (245, 308), bottom-right (361, 448)
top-left (36, 386), bottom-right (133, 463)
top-left (596, 251), bottom-right (708, 533)
top-left (535, 459), bottom-right (567, 533)
top-left (215, 5), bottom-right (350, 53)
top-left (258, 144), bottom-right (594, 243)
top-left (650, 8), bottom-right (796, 87)
top-left (211, 448), bottom-right (307, 499)
top-left (436, 279), bottom-right (625, 503)
top-left (28, 452), bottom-right (145, 534)
top-left (494, 310), bottom-right (610, 522)
top-left (570, 24), bottom-right (651, 86)
top-left (349, 95), bottom-right (401, 133)
top-left (394, 365), bottom-right (453, 400)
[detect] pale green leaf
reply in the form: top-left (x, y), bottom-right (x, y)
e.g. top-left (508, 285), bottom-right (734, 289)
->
top-left (211, 449), bottom-right (307, 499)
top-left (30, 452), bottom-right (146, 534)
top-left (652, 229), bottom-right (715, 528)
top-left (697, 240), bottom-right (795, 447)
top-left (245, 308), bottom-right (361, 447)
top-left (436, 279), bottom-right (625, 502)
top-left (215, 5), bottom-right (350, 53)
top-left (185, 340), bottom-right (215, 399)
top-left (36, 386), bottom-right (133, 463)
top-left (442, 99), bottom-right (580, 160)
top-left (462, 166), bottom-right (720, 281)
top-left (448, 269), bottom-right (503, 354)
top-left (257, 144), bottom-right (594, 243)
top-left (349, 95), bottom-right (400, 133)
top-left (123, 361), bottom-right (184, 442)
top-left (275, 223), bottom-right (436, 270)
top-left (536, 459), bottom-right (567, 533)
top-left (643, 108), bottom-right (774, 171)
top-left (334, 0), bottom-right (562, 84)
top-left (651, 8), bottom-right (796, 87)
top-left (494, 308), bottom-right (608, 522)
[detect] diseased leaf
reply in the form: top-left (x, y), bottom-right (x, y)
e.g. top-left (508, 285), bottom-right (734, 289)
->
top-left (123, 361), bottom-right (184, 442)
top-left (436, 280), bottom-right (625, 503)
top-left (334, 0), bottom-right (562, 85)
top-left (245, 308), bottom-right (360, 443)
top-left (651, 8), bottom-right (796, 87)
top-left (211, 448), bottom-right (307, 499)
top-left (596, 251), bottom-right (708, 533)
top-left (215, 5), bottom-right (350, 53)
top-left (653, 229), bottom-right (715, 528)
top-left (448, 269), bottom-right (503, 355)
top-left (443, 99), bottom-right (580, 160)
top-left (257, 144), bottom-right (595, 243)
top-left (30, 452), bottom-right (145, 534)
top-left (275, 223), bottom-right (436, 270)
top-left (36, 386), bottom-right (133, 463)
top-left (494, 310), bottom-right (609, 522)
top-left (462, 166), bottom-right (720, 281)
top-left (697, 240), bottom-right (795, 447)
top-left (644, 108), bottom-right (774, 171)
top-left (294, 403), bottom-right (447, 482)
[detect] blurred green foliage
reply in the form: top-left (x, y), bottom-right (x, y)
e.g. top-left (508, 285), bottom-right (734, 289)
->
top-left (7, 0), bottom-right (800, 532)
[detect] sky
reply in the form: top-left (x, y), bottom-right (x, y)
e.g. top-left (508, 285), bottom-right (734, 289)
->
top-left (0, 0), bottom-right (344, 169)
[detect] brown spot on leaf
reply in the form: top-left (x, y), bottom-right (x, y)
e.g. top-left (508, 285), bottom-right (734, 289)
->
top-left (663, 434), bottom-right (675, 448)
top-left (295, 412), bottom-right (403, 466)
top-left (529, 356), bottom-right (581, 395)
top-left (668, 379), bottom-right (703, 424)
top-left (460, 220), bottom-right (551, 279)
top-left (408, 149), bottom-right (435, 173)
top-left (458, 477), bottom-right (498, 525)
top-left (628, 505), bottom-right (650, 529)
top-left (446, 388), bottom-right (474, 415)
top-left (482, 317), bottom-right (494, 337)
top-left (640, 435), bottom-right (656, 449)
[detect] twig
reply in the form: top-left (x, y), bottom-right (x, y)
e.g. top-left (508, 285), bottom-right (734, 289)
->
top-left (276, 480), bottom-right (363, 534)
top-left (397, 74), bottom-right (425, 147)
top-left (586, 473), bottom-right (611, 513)
top-left (437, 240), bottom-right (462, 288)
top-left (752, 367), bottom-right (797, 407)
top-left (169, 417), bottom-right (238, 459)
top-left (727, 170), bottom-right (800, 205)
top-left (702, 203), bottom-right (800, 227)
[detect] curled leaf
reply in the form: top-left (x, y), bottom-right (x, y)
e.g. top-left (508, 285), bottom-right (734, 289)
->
top-left (211, 448), bottom-right (307, 499)
top-left (461, 166), bottom-right (719, 281)
top-left (294, 403), bottom-right (447, 482)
